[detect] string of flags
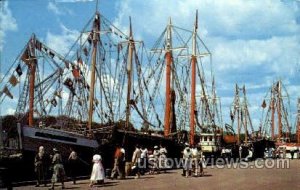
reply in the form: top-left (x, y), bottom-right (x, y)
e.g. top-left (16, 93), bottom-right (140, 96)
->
top-left (63, 78), bottom-right (76, 95)
top-left (1, 86), bottom-right (13, 99)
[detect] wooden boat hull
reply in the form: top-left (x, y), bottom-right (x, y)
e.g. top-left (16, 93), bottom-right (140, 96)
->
top-left (1, 125), bottom-right (99, 183)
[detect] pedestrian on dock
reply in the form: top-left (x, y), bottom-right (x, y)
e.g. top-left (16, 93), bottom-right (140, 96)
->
top-left (110, 144), bottom-right (123, 179)
top-left (119, 147), bottom-right (126, 179)
top-left (90, 154), bottom-right (105, 187)
top-left (68, 147), bottom-right (78, 184)
top-left (159, 145), bottom-right (168, 173)
top-left (49, 148), bottom-right (65, 190)
top-left (152, 145), bottom-right (160, 174)
top-left (34, 146), bottom-right (47, 187)
top-left (239, 145), bottom-right (243, 161)
top-left (132, 144), bottom-right (142, 179)
top-left (140, 145), bottom-right (148, 175)
top-left (182, 143), bottom-right (192, 178)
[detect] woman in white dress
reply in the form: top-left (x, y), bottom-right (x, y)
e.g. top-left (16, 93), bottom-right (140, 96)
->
top-left (90, 154), bottom-right (105, 187)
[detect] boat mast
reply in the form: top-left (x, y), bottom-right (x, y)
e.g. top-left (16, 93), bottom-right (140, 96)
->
top-left (164, 18), bottom-right (173, 137)
top-left (87, 12), bottom-right (100, 134)
top-left (0, 10), bottom-right (2, 148)
top-left (277, 81), bottom-right (282, 141)
top-left (189, 11), bottom-right (198, 145)
top-left (297, 98), bottom-right (300, 144)
top-left (28, 35), bottom-right (37, 127)
top-left (125, 17), bottom-right (134, 130)
top-left (233, 84), bottom-right (241, 144)
top-left (243, 85), bottom-right (248, 144)
top-left (271, 85), bottom-right (275, 139)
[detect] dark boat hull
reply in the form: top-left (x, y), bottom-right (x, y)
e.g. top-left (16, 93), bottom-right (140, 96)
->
top-left (94, 127), bottom-right (184, 169)
top-left (1, 126), bottom-right (99, 184)
top-left (1, 125), bottom-right (183, 185)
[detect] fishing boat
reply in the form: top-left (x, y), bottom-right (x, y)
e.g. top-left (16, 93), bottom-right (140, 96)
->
top-left (0, 5), bottom-right (186, 183)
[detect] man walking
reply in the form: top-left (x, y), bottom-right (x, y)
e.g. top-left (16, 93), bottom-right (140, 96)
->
top-left (68, 147), bottom-right (78, 184)
top-left (132, 144), bottom-right (142, 179)
top-left (182, 143), bottom-right (192, 177)
top-left (34, 146), bottom-right (47, 187)
top-left (50, 148), bottom-right (65, 190)
top-left (111, 144), bottom-right (122, 179)
top-left (140, 146), bottom-right (148, 174)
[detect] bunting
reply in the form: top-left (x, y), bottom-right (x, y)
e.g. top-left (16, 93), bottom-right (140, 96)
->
top-left (77, 57), bottom-right (83, 65)
top-left (72, 66), bottom-right (80, 79)
top-left (54, 90), bottom-right (62, 99)
top-left (35, 40), bottom-right (42, 50)
top-left (64, 78), bottom-right (76, 95)
top-left (87, 33), bottom-right (92, 44)
top-left (78, 99), bottom-right (82, 106)
top-left (64, 78), bottom-right (73, 88)
top-left (85, 83), bottom-right (90, 90)
top-left (230, 110), bottom-right (234, 121)
top-left (2, 86), bottom-right (13, 99)
top-left (83, 47), bottom-right (88, 56)
top-left (49, 51), bottom-right (55, 59)
top-left (51, 98), bottom-right (57, 107)
top-left (64, 60), bottom-right (70, 69)
top-left (94, 99), bottom-right (99, 106)
top-left (15, 64), bottom-right (23, 76)
top-left (21, 48), bottom-right (30, 64)
top-left (9, 75), bottom-right (19, 86)
top-left (261, 99), bottom-right (267, 108)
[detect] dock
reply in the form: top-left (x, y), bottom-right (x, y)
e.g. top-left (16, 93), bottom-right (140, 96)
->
top-left (13, 159), bottom-right (300, 190)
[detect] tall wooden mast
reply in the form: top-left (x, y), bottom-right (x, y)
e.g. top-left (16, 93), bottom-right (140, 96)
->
top-left (125, 17), bottom-right (134, 130)
top-left (189, 11), bottom-right (198, 145)
top-left (87, 12), bottom-right (100, 134)
top-left (297, 98), bottom-right (300, 144)
top-left (277, 81), bottom-right (282, 140)
top-left (271, 86), bottom-right (275, 139)
top-left (164, 18), bottom-right (173, 137)
top-left (243, 86), bottom-right (248, 144)
top-left (28, 35), bottom-right (37, 127)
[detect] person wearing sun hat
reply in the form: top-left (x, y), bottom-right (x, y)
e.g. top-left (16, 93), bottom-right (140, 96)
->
top-left (90, 153), bottom-right (105, 187)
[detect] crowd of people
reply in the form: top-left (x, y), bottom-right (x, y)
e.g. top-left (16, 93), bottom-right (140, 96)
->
top-left (33, 144), bottom-right (171, 189)
top-left (34, 146), bottom-right (67, 189)
top-left (33, 143), bottom-right (207, 188)
top-left (182, 143), bottom-right (204, 178)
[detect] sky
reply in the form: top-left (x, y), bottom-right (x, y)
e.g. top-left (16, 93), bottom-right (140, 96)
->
top-left (0, 0), bottom-right (300, 133)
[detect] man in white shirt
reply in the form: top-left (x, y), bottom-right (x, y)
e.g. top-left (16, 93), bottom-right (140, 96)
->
top-left (132, 144), bottom-right (142, 179)
top-left (183, 143), bottom-right (192, 177)
top-left (159, 145), bottom-right (167, 172)
top-left (140, 146), bottom-right (148, 174)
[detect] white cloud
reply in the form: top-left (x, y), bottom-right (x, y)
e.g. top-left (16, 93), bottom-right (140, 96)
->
top-left (47, 2), bottom-right (62, 15)
top-left (5, 108), bottom-right (15, 115)
top-left (45, 24), bottom-right (79, 56)
top-left (114, 0), bottom-right (300, 41)
top-left (0, 1), bottom-right (17, 51)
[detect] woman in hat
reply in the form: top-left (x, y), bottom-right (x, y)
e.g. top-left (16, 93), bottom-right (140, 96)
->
top-left (90, 154), bottom-right (105, 187)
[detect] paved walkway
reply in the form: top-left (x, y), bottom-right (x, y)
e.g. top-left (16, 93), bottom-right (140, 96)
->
top-left (14, 159), bottom-right (300, 190)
